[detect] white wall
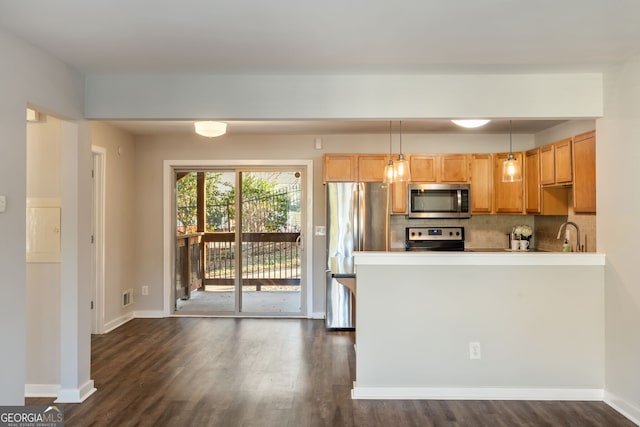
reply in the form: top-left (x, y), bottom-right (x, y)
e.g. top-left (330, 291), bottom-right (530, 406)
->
top-left (85, 73), bottom-right (603, 120)
top-left (25, 115), bottom-right (63, 389)
top-left (598, 56), bottom-right (640, 421)
top-left (0, 27), bottom-right (87, 404)
top-left (354, 263), bottom-right (604, 398)
top-left (90, 123), bottom-right (137, 328)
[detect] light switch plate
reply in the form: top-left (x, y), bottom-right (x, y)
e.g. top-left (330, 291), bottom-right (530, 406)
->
top-left (0, 196), bottom-right (6, 213)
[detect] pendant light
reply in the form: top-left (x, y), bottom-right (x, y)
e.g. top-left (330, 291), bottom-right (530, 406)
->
top-left (502, 120), bottom-right (522, 182)
top-left (393, 120), bottom-right (411, 182)
top-left (383, 121), bottom-right (395, 184)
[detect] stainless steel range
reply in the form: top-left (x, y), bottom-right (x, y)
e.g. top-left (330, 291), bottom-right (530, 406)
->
top-left (405, 226), bottom-right (465, 251)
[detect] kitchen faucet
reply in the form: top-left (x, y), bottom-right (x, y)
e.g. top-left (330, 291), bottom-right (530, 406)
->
top-left (556, 221), bottom-right (581, 252)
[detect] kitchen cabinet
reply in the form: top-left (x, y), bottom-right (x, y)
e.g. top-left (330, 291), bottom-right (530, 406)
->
top-left (391, 182), bottom-right (407, 214)
top-left (358, 154), bottom-right (389, 182)
top-left (323, 154), bottom-right (390, 182)
top-left (409, 155), bottom-right (437, 182)
top-left (323, 154), bottom-right (357, 182)
top-left (440, 154), bottom-right (469, 182)
top-left (525, 148), bottom-right (541, 213)
top-left (540, 138), bottom-right (572, 185)
top-left (410, 154), bottom-right (468, 183)
top-left (572, 130), bottom-right (596, 213)
top-left (493, 152), bottom-right (524, 214)
top-left (470, 154), bottom-right (493, 213)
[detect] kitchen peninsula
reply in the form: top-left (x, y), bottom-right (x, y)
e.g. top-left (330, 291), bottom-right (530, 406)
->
top-left (351, 251), bottom-right (606, 401)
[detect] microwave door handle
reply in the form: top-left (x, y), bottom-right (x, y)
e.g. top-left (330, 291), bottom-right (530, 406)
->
top-left (457, 190), bottom-right (462, 213)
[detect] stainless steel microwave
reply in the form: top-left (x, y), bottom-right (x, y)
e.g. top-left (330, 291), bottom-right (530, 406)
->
top-left (408, 183), bottom-right (471, 218)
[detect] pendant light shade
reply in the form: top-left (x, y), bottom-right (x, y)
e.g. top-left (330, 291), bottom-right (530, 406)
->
top-left (194, 121), bottom-right (227, 137)
top-left (392, 120), bottom-right (411, 182)
top-left (502, 120), bottom-right (522, 182)
top-left (383, 121), bottom-right (395, 184)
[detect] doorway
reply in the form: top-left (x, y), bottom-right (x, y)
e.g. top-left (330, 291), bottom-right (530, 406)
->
top-left (166, 161), bottom-right (312, 317)
top-left (91, 146), bottom-right (106, 334)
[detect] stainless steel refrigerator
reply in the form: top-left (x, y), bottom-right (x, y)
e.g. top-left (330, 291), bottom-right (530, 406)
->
top-left (326, 182), bottom-right (388, 330)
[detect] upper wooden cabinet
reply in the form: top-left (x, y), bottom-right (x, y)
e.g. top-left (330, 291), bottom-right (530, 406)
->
top-left (525, 148), bottom-right (541, 214)
top-left (323, 154), bottom-right (357, 182)
top-left (493, 152), bottom-right (524, 214)
top-left (358, 154), bottom-right (389, 182)
top-left (572, 130), bottom-right (596, 213)
top-left (410, 154), bottom-right (469, 183)
top-left (469, 154), bottom-right (493, 214)
top-left (440, 154), bottom-right (469, 182)
top-left (409, 155), bottom-right (437, 182)
top-left (540, 137), bottom-right (572, 185)
top-left (323, 154), bottom-right (389, 182)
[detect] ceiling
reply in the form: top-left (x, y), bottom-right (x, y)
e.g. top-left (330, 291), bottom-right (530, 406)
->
top-left (2, 1), bottom-right (640, 75)
top-left (2, 1), bottom-right (637, 135)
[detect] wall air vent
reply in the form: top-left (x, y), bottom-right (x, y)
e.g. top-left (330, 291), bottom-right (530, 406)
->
top-left (122, 289), bottom-right (133, 307)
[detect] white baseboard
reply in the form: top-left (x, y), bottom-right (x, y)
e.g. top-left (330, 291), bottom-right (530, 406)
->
top-left (55, 380), bottom-right (96, 403)
top-left (134, 310), bottom-right (165, 318)
top-left (605, 391), bottom-right (640, 426)
top-left (103, 313), bottom-right (135, 333)
top-left (25, 383), bottom-right (60, 398)
top-left (351, 384), bottom-right (604, 401)
top-left (310, 311), bottom-right (325, 319)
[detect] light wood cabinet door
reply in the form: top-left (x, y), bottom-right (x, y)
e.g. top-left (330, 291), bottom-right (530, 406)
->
top-left (470, 154), bottom-right (493, 213)
top-left (554, 138), bottom-right (573, 184)
top-left (440, 154), bottom-right (469, 183)
top-left (391, 182), bottom-right (407, 214)
top-left (323, 154), bottom-right (356, 182)
top-left (525, 149), bottom-right (541, 214)
top-left (410, 155), bottom-right (437, 182)
top-left (573, 130), bottom-right (596, 213)
top-left (493, 152), bottom-right (524, 214)
top-left (358, 154), bottom-right (388, 182)
top-left (540, 144), bottom-right (555, 185)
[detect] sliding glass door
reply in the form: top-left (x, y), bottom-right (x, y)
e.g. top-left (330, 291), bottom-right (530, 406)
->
top-left (174, 167), bottom-right (303, 315)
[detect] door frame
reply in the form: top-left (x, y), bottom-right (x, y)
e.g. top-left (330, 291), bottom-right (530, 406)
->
top-left (162, 159), bottom-right (314, 317)
top-left (91, 146), bottom-right (106, 334)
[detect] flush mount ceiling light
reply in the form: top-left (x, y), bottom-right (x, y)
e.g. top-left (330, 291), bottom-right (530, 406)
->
top-left (194, 121), bottom-right (227, 138)
top-left (451, 119), bottom-right (490, 128)
top-left (502, 120), bottom-right (522, 182)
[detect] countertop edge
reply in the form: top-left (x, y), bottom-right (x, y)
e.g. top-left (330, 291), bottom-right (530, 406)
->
top-left (353, 251), bottom-right (606, 266)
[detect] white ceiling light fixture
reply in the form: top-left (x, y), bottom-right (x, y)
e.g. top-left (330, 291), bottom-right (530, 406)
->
top-left (194, 121), bottom-right (227, 138)
top-left (451, 119), bottom-right (490, 128)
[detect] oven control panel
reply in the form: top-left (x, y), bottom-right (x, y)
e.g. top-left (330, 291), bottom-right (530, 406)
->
top-left (406, 226), bottom-right (464, 241)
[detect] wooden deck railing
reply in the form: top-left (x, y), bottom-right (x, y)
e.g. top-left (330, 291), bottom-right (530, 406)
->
top-left (177, 232), bottom-right (301, 296)
top-left (175, 233), bottom-right (204, 300)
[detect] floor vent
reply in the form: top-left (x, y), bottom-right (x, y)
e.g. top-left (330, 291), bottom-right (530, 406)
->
top-left (122, 289), bottom-right (133, 307)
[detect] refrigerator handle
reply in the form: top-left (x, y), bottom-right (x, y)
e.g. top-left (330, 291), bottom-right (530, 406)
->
top-left (355, 183), bottom-right (363, 251)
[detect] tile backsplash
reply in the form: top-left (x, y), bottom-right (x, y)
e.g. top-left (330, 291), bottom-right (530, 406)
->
top-left (390, 211), bottom-right (596, 252)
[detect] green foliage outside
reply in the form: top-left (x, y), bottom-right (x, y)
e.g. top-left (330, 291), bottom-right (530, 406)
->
top-left (176, 172), bottom-right (296, 233)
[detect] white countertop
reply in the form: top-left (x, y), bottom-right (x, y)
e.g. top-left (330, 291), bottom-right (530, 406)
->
top-left (354, 250), bottom-right (606, 266)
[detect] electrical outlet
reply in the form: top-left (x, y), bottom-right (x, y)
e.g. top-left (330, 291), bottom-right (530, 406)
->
top-left (142, 285), bottom-right (149, 296)
top-left (469, 342), bottom-right (481, 359)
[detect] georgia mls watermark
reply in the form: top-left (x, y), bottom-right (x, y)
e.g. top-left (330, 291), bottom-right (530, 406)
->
top-left (0, 406), bottom-right (64, 427)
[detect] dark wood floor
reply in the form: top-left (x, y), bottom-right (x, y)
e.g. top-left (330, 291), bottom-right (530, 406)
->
top-left (28, 318), bottom-right (634, 427)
